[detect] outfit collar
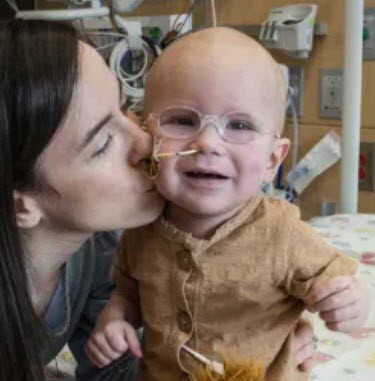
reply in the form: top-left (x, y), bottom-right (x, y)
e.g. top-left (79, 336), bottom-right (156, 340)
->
top-left (155, 193), bottom-right (264, 253)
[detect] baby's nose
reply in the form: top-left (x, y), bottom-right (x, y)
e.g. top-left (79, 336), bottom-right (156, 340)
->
top-left (191, 122), bottom-right (225, 155)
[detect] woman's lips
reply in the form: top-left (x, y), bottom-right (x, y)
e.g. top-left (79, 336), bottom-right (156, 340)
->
top-left (142, 184), bottom-right (157, 192)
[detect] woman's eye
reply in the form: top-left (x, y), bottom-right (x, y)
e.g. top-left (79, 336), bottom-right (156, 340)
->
top-left (227, 120), bottom-right (255, 131)
top-left (92, 134), bottom-right (113, 158)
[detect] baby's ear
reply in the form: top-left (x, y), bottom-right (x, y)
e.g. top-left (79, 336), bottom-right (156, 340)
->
top-left (264, 137), bottom-right (290, 182)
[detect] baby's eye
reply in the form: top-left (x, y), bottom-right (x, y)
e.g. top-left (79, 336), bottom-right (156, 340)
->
top-left (177, 117), bottom-right (195, 126)
top-left (227, 120), bottom-right (256, 131)
top-left (164, 116), bottom-right (195, 126)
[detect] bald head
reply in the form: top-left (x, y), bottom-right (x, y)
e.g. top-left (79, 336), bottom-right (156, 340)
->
top-left (145, 27), bottom-right (288, 133)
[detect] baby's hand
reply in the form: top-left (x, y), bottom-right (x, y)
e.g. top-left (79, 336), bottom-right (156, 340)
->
top-left (303, 276), bottom-right (370, 333)
top-left (85, 319), bottom-right (142, 368)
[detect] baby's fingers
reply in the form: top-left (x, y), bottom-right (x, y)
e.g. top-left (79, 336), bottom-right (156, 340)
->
top-left (85, 337), bottom-right (115, 368)
top-left (309, 287), bottom-right (357, 313)
top-left (319, 301), bottom-right (360, 323)
top-left (304, 276), bottom-right (353, 305)
top-left (123, 323), bottom-right (143, 358)
top-left (105, 329), bottom-right (130, 353)
top-left (325, 315), bottom-right (364, 332)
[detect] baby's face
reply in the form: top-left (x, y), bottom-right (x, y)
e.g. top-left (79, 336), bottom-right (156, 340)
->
top-left (145, 29), bottom-right (288, 219)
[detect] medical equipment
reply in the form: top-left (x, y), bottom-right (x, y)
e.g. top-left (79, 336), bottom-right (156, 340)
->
top-left (17, 7), bottom-right (109, 20)
top-left (183, 343), bottom-right (265, 381)
top-left (149, 132), bottom-right (198, 178)
top-left (263, 65), bottom-right (299, 203)
top-left (210, 0), bottom-right (217, 28)
top-left (17, 0), bottom-right (110, 21)
top-left (286, 131), bottom-right (342, 195)
top-left (262, 183), bottom-right (295, 203)
top-left (114, 0), bottom-right (145, 13)
top-left (15, 1), bottom-right (155, 20)
top-left (108, 16), bottom-right (156, 109)
top-left (259, 4), bottom-right (318, 59)
top-left (280, 64), bottom-right (300, 169)
top-left (182, 345), bottom-right (224, 376)
top-left (17, 0), bottom-right (176, 21)
top-left (154, 149), bottom-right (198, 159)
top-left (5, 0), bottom-right (19, 12)
top-left (288, 86), bottom-right (300, 170)
top-left (17, 1), bottom-right (161, 110)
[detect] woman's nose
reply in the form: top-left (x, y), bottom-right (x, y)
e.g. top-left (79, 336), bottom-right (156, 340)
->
top-left (128, 122), bottom-right (152, 166)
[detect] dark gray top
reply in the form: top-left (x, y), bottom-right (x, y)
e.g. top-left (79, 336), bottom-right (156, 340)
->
top-left (41, 231), bottom-right (138, 381)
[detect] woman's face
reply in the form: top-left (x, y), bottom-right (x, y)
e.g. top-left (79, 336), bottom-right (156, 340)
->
top-left (34, 43), bottom-right (163, 233)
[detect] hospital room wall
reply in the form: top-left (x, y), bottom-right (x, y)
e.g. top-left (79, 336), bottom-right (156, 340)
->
top-left (128, 0), bottom-right (375, 220)
top-left (39, 0), bottom-right (375, 219)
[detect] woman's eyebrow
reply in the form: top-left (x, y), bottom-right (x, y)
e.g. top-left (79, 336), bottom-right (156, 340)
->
top-left (79, 114), bottom-right (112, 150)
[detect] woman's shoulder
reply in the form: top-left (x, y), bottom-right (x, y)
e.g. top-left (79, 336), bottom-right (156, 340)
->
top-left (92, 230), bottom-right (123, 253)
top-left (83, 230), bottom-right (122, 256)
top-left (67, 230), bottom-right (122, 278)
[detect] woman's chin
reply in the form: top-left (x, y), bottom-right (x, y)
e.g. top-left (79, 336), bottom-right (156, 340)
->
top-left (132, 194), bottom-right (165, 228)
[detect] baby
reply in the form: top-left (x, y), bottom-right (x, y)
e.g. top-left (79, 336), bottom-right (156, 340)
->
top-left (86, 28), bottom-right (368, 381)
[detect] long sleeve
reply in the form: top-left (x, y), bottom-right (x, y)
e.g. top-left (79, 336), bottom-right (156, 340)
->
top-left (283, 218), bottom-right (357, 299)
top-left (112, 233), bottom-right (140, 307)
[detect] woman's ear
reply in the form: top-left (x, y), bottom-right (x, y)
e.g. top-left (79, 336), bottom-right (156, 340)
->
top-left (13, 191), bottom-right (43, 229)
top-left (264, 137), bottom-right (291, 183)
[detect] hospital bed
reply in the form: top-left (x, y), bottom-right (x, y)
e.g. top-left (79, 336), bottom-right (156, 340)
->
top-left (309, 214), bottom-right (375, 381)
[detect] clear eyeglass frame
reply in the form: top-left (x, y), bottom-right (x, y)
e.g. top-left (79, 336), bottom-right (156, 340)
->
top-left (146, 106), bottom-right (280, 144)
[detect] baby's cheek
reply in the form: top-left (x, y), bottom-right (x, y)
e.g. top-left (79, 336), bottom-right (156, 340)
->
top-left (242, 155), bottom-right (268, 185)
top-left (155, 139), bottom-right (187, 179)
top-left (159, 135), bottom-right (176, 149)
top-left (153, 160), bottom-right (175, 195)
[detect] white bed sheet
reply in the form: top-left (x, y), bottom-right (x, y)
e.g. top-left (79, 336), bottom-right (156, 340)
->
top-left (309, 214), bottom-right (375, 381)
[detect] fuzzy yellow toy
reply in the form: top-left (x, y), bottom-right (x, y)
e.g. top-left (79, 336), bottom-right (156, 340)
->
top-left (190, 359), bottom-right (265, 381)
top-left (183, 345), bottom-right (265, 381)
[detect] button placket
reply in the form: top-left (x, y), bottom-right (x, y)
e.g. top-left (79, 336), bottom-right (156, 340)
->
top-left (179, 373), bottom-right (190, 381)
top-left (177, 310), bottom-right (192, 333)
top-left (177, 249), bottom-right (196, 272)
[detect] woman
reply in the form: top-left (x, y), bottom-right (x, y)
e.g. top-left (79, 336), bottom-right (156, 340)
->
top-left (0, 19), bottom-right (316, 381)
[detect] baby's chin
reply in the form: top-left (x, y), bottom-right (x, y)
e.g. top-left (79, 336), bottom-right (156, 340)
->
top-left (168, 198), bottom-right (244, 221)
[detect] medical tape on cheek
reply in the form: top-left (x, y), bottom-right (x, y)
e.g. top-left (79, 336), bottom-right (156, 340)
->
top-left (149, 137), bottom-right (162, 179)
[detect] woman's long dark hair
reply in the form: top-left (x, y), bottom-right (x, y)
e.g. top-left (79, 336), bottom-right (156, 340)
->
top-left (0, 20), bottom-right (79, 381)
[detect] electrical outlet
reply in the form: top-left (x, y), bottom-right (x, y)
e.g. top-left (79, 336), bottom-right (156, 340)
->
top-left (320, 68), bottom-right (343, 119)
top-left (359, 142), bottom-right (375, 191)
top-left (287, 66), bottom-right (304, 117)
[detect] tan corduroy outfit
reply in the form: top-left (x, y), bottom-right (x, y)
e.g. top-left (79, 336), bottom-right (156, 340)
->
top-left (114, 195), bottom-right (357, 381)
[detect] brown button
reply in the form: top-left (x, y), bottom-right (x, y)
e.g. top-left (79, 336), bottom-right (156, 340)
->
top-left (179, 373), bottom-right (190, 381)
top-left (177, 311), bottom-right (192, 333)
top-left (177, 249), bottom-right (195, 272)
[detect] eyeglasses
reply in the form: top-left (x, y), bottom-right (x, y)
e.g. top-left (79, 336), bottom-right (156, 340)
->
top-left (147, 106), bottom-right (279, 144)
